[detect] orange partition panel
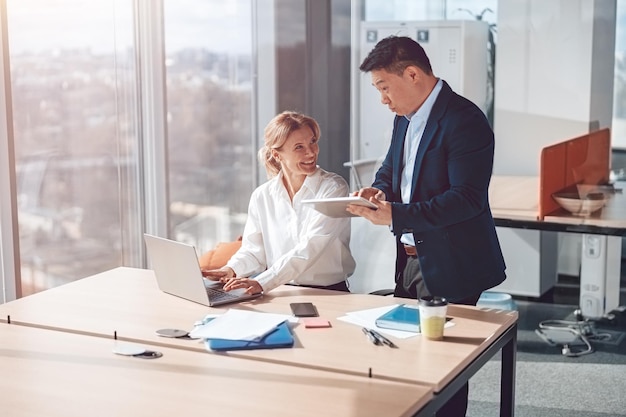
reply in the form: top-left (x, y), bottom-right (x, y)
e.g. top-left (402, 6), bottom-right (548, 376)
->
top-left (539, 128), bottom-right (611, 219)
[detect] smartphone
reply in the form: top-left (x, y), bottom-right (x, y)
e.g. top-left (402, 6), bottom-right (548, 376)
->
top-left (290, 302), bottom-right (319, 317)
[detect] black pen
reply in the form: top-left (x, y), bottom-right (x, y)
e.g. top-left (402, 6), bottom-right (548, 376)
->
top-left (362, 327), bottom-right (381, 345)
top-left (369, 329), bottom-right (398, 348)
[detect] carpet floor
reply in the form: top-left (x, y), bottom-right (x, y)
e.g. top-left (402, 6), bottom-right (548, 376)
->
top-left (468, 300), bottom-right (626, 416)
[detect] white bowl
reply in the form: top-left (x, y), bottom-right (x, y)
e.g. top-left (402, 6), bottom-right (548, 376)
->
top-left (575, 184), bottom-right (615, 199)
top-left (552, 191), bottom-right (607, 216)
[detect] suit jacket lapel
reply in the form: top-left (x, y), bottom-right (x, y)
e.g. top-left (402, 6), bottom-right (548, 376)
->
top-left (410, 81), bottom-right (453, 200)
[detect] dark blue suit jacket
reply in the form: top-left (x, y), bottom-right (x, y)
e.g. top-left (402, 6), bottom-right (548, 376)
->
top-left (372, 81), bottom-right (506, 301)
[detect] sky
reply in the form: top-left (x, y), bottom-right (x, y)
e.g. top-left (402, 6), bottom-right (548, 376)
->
top-left (6, 0), bottom-right (626, 55)
top-left (7, 0), bottom-right (252, 55)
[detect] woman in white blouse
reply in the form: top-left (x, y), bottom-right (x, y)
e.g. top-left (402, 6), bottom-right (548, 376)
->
top-left (202, 111), bottom-right (356, 294)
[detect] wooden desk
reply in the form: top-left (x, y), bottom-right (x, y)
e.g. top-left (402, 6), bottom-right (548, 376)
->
top-left (0, 324), bottom-right (431, 417)
top-left (490, 176), bottom-right (626, 234)
top-left (489, 176), bottom-right (625, 316)
top-left (489, 175), bottom-right (540, 222)
top-left (241, 285), bottom-right (518, 417)
top-left (238, 286), bottom-right (517, 387)
top-left (0, 267), bottom-right (518, 417)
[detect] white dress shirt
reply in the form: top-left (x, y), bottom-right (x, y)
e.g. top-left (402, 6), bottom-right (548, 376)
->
top-left (400, 79), bottom-right (443, 247)
top-left (226, 167), bottom-right (356, 293)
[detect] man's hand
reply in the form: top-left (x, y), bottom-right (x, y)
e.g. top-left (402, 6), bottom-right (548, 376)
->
top-left (347, 187), bottom-right (392, 226)
top-left (351, 187), bottom-right (386, 201)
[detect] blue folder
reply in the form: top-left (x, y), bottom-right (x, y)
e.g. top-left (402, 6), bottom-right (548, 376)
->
top-left (205, 321), bottom-right (294, 351)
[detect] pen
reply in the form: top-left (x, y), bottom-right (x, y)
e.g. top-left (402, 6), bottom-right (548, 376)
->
top-left (362, 327), bottom-right (381, 345)
top-left (369, 329), bottom-right (398, 348)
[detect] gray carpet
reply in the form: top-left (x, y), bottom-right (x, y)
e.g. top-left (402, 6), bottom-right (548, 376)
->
top-left (468, 300), bottom-right (626, 416)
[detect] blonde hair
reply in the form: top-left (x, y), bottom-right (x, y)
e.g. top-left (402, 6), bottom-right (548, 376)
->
top-left (258, 111), bottom-right (321, 178)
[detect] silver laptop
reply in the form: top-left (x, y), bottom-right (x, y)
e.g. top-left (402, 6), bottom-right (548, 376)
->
top-left (143, 234), bottom-right (262, 307)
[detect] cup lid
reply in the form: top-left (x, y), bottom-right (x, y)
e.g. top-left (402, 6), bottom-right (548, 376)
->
top-left (419, 296), bottom-right (448, 307)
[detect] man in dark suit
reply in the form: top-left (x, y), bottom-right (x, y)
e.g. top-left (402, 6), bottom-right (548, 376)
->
top-left (347, 35), bottom-right (506, 417)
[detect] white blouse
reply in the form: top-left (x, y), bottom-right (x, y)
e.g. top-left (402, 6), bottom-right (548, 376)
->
top-left (226, 167), bottom-right (356, 293)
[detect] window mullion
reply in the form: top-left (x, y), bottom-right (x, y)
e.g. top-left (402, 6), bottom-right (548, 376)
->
top-left (134, 0), bottom-right (169, 240)
top-left (0, 0), bottom-right (20, 302)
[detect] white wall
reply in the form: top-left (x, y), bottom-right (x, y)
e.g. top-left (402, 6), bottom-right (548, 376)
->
top-left (492, 0), bottom-right (617, 294)
top-left (493, 0), bottom-right (616, 176)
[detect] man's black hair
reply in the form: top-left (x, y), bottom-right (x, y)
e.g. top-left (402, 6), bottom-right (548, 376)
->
top-left (359, 35), bottom-right (433, 76)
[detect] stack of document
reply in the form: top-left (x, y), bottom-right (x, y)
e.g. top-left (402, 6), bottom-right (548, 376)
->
top-left (337, 304), bottom-right (418, 339)
top-left (337, 304), bottom-right (454, 338)
top-left (190, 309), bottom-right (296, 351)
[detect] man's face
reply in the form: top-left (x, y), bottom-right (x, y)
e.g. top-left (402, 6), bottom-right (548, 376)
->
top-left (370, 68), bottom-right (419, 116)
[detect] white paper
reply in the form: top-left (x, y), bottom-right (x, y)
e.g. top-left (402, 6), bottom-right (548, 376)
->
top-left (338, 304), bottom-right (417, 339)
top-left (338, 304), bottom-right (454, 339)
top-left (189, 309), bottom-right (293, 341)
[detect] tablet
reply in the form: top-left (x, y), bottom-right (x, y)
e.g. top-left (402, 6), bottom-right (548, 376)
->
top-left (301, 196), bottom-right (377, 218)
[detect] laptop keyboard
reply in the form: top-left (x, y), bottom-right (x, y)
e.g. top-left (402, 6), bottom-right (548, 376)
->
top-left (205, 286), bottom-right (240, 302)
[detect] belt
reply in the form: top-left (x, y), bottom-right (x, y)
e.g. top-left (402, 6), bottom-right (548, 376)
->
top-left (403, 244), bottom-right (417, 257)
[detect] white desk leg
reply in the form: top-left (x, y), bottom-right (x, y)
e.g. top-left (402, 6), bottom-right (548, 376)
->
top-left (579, 234), bottom-right (622, 318)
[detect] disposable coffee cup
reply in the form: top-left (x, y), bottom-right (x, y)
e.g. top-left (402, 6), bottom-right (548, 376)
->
top-left (418, 296), bottom-right (448, 340)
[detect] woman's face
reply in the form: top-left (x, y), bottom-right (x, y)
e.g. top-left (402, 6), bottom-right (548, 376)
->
top-left (274, 126), bottom-right (319, 177)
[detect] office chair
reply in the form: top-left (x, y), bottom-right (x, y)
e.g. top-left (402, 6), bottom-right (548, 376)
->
top-left (344, 156), bottom-right (397, 296)
top-left (370, 288), bottom-right (394, 296)
top-left (198, 236), bottom-right (242, 270)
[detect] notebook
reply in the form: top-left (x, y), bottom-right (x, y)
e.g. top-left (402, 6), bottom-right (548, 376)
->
top-left (143, 234), bottom-right (262, 307)
top-left (375, 304), bottom-right (421, 332)
top-left (204, 320), bottom-right (294, 351)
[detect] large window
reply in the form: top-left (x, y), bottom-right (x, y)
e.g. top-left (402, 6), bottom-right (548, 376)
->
top-left (6, 0), bottom-right (139, 296)
top-left (2, 0), bottom-right (258, 297)
top-left (1, 0), bottom-right (262, 300)
top-left (163, 0), bottom-right (255, 254)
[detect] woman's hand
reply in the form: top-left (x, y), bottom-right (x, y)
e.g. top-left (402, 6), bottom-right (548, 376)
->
top-left (201, 266), bottom-right (235, 281)
top-left (221, 277), bottom-right (263, 295)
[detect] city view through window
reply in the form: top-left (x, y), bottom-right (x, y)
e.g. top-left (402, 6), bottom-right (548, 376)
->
top-left (8, 0), bottom-right (254, 295)
top-left (10, 1), bottom-right (137, 295)
top-left (163, 0), bottom-right (254, 253)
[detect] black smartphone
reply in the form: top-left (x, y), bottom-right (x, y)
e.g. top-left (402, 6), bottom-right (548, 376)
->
top-left (290, 302), bottom-right (319, 317)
